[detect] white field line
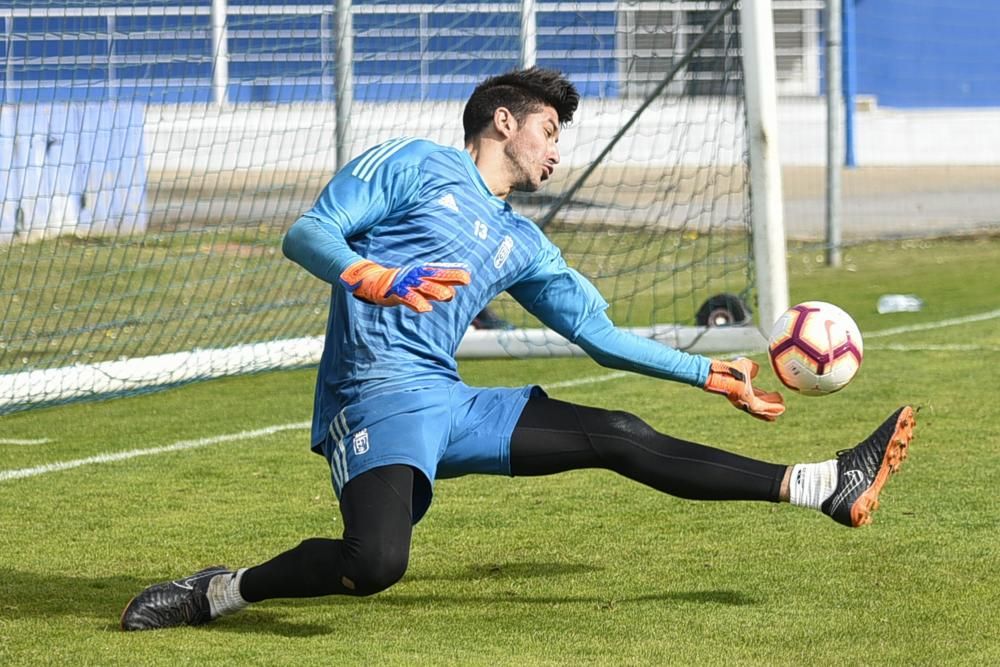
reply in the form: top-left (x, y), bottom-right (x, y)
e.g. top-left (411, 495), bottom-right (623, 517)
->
top-left (868, 343), bottom-right (1000, 352)
top-left (727, 308), bottom-right (1000, 355)
top-left (0, 378), bottom-right (636, 484)
top-left (3, 308), bottom-right (997, 484)
top-left (0, 438), bottom-right (52, 446)
top-left (0, 377), bottom-right (635, 483)
top-left (865, 308), bottom-right (1000, 339)
top-left (0, 421), bottom-right (309, 484)
top-left (545, 371), bottom-right (629, 388)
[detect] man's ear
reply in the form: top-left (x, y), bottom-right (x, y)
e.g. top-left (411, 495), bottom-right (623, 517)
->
top-left (493, 107), bottom-right (517, 139)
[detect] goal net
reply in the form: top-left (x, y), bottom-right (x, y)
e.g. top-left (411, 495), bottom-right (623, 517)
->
top-left (0, 0), bottom-right (786, 414)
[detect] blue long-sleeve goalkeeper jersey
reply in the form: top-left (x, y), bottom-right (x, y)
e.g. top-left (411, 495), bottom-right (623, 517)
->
top-left (282, 138), bottom-right (711, 448)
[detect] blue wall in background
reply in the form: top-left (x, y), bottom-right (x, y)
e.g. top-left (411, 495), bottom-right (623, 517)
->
top-left (854, 0), bottom-right (1000, 107)
top-left (3, 1), bottom-right (998, 107)
top-left (0, 102), bottom-right (149, 242)
top-left (0, 1), bottom-right (617, 104)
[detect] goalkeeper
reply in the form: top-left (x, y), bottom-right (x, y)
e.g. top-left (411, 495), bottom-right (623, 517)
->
top-left (121, 67), bottom-right (915, 631)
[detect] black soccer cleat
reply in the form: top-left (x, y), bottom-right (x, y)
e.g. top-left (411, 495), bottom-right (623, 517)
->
top-left (822, 406), bottom-right (915, 527)
top-left (120, 566), bottom-right (230, 631)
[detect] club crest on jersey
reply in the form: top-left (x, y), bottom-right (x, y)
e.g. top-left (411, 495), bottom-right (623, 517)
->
top-left (493, 235), bottom-right (514, 269)
top-left (352, 429), bottom-right (370, 455)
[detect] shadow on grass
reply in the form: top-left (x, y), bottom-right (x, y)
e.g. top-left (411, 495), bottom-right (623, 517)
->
top-left (206, 610), bottom-right (337, 637)
top-left (0, 567), bottom-right (145, 623)
top-left (407, 560), bottom-right (601, 582)
top-left (370, 589), bottom-right (756, 607)
top-left (0, 562), bottom-right (756, 638)
top-left (0, 567), bottom-right (334, 638)
top-left (212, 589), bottom-right (756, 637)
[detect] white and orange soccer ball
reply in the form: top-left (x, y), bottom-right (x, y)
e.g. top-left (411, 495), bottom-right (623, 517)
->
top-left (767, 301), bottom-right (864, 396)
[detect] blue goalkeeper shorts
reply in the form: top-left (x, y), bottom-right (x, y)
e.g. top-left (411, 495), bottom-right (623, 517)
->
top-left (318, 382), bottom-right (545, 523)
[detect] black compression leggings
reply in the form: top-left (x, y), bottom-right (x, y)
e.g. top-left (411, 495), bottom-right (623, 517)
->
top-left (510, 396), bottom-right (785, 501)
top-left (240, 465), bottom-right (414, 601)
top-left (240, 396), bottom-right (785, 602)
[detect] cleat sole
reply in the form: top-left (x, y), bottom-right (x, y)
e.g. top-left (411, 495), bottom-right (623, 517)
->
top-left (120, 596), bottom-right (136, 631)
top-left (849, 406), bottom-right (915, 527)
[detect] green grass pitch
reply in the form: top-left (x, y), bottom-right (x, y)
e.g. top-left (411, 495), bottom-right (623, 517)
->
top-left (1, 235), bottom-right (999, 665)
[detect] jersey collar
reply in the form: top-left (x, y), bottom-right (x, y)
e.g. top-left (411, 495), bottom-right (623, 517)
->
top-left (459, 149), bottom-right (513, 211)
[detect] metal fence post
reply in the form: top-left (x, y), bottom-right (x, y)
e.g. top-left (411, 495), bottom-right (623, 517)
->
top-left (211, 0), bottom-right (229, 107)
top-left (825, 0), bottom-right (844, 267)
top-left (335, 0), bottom-right (353, 170)
top-left (521, 0), bottom-right (537, 68)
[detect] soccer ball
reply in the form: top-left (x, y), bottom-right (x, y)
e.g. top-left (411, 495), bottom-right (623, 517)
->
top-left (767, 301), bottom-right (863, 396)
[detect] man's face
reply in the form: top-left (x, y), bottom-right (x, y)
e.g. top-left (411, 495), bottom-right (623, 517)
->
top-left (503, 105), bottom-right (561, 192)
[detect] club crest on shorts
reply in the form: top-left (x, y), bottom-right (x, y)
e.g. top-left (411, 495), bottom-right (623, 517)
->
top-left (352, 428), bottom-right (370, 455)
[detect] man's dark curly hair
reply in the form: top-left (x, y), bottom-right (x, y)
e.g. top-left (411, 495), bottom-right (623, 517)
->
top-left (462, 67), bottom-right (579, 143)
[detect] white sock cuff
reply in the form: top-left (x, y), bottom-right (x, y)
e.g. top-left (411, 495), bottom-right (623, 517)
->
top-left (208, 567), bottom-right (250, 619)
top-left (788, 460), bottom-right (838, 511)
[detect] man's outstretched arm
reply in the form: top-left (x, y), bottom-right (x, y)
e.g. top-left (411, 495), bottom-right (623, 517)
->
top-left (509, 254), bottom-right (784, 422)
top-left (572, 311), bottom-right (709, 386)
top-left (573, 313), bottom-right (784, 421)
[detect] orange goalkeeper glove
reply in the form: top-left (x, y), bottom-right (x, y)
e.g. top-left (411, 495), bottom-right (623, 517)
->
top-left (339, 259), bottom-right (471, 313)
top-left (703, 357), bottom-right (786, 422)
